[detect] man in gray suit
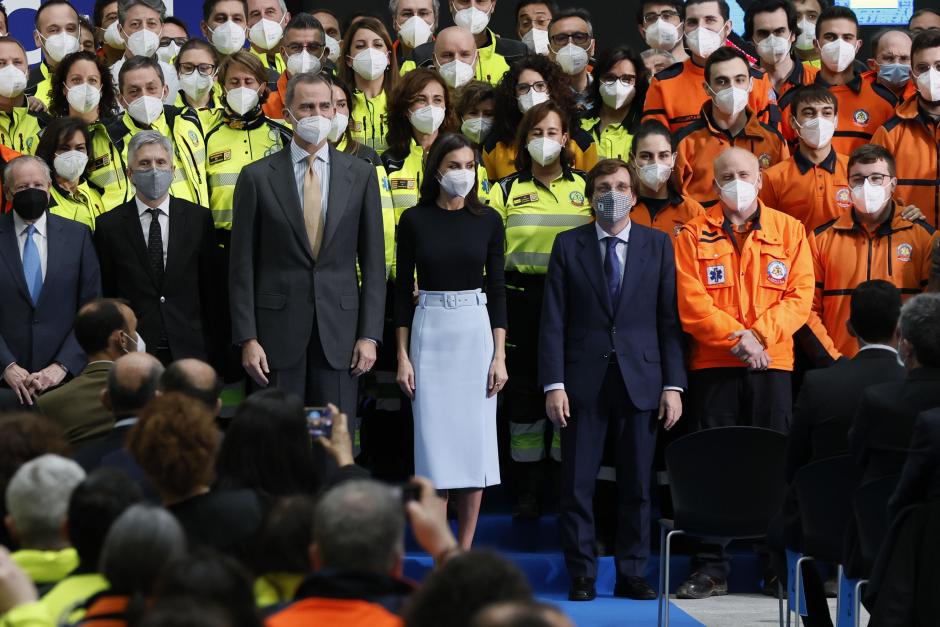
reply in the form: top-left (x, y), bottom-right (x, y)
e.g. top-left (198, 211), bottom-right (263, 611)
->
top-left (229, 72), bottom-right (385, 411)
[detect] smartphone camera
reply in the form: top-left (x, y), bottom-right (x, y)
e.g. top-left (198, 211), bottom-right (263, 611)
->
top-left (305, 406), bottom-right (333, 439)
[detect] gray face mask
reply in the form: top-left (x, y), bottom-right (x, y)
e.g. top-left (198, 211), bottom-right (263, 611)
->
top-left (132, 167), bottom-right (174, 200)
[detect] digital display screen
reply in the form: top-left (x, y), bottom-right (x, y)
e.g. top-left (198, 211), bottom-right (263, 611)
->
top-left (835, 0), bottom-right (914, 26)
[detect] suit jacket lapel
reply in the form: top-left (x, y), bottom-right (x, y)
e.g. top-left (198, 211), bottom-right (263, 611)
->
top-left (617, 224), bottom-right (650, 313)
top-left (0, 214), bottom-right (30, 303)
top-left (268, 147), bottom-right (314, 262)
top-left (165, 198), bottom-right (187, 280)
top-left (321, 145), bottom-right (353, 254)
top-left (122, 201), bottom-right (159, 287)
top-left (576, 227), bottom-right (613, 318)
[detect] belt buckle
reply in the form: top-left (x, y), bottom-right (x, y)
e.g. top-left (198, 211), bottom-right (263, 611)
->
top-left (445, 294), bottom-right (458, 309)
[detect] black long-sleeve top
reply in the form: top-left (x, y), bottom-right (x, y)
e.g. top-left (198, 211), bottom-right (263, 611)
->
top-left (394, 203), bottom-right (507, 330)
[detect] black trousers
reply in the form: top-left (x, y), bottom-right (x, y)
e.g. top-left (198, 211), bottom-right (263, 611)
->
top-left (687, 367), bottom-right (793, 580)
top-left (560, 361), bottom-right (657, 579)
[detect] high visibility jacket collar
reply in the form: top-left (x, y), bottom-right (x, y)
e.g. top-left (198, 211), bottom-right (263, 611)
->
top-left (834, 201), bottom-right (913, 236)
top-left (517, 163), bottom-right (576, 187)
top-left (122, 108), bottom-right (168, 134)
top-left (11, 548), bottom-right (79, 584)
top-left (223, 106), bottom-right (265, 129)
top-left (794, 147), bottom-right (838, 174)
top-left (700, 102), bottom-right (765, 141)
top-left (781, 57), bottom-right (810, 88)
top-left (815, 70), bottom-right (863, 94)
top-left (896, 95), bottom-right (940, 127)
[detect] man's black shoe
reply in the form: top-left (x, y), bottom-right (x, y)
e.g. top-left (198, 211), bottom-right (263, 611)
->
top-left (512, 493), bottom-right (540, 519)
top-left (614, 576), bottom-right (657, 600)
top-left (568, 577), bottom-right (596, 601)
top-left (675, 572), bottom-right (729, 599)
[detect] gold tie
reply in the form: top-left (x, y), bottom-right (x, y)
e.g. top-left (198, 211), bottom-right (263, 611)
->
top-left (302, 156), bottom-right (324, 258)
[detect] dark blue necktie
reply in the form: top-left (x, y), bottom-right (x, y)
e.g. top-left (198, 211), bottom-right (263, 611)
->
top-left (604, 236), bottom-right (621, 307)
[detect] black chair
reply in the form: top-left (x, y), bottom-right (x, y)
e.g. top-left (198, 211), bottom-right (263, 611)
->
top-left (658, 427), bottom-right (788, 627)
top-left (789, 455), bottom-right (859, 627)
top-left (810, 416), bottom-right (850, 460)
top-left (851, 474), bottom-right (901, 627)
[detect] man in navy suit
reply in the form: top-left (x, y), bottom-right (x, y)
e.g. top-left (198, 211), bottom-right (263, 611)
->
top-left (0, 156), bottom-right (101, 408)
top-left (539, 158), bottom-right (687, 601)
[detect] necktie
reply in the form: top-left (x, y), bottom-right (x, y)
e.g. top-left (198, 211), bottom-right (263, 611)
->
top-left (22, 225), bottom-right (42, 303)
top-left (604, 236), bottom-right (622, 308)
top-left (302, 156), bottom-right (324, 258)
top-left (147, 208), bottom-right (164, 285)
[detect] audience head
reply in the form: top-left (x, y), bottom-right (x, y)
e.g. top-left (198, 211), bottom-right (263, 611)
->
top-left (712, 147), bottom-right (762, 219)
top-left (67, 468), bottom-right (143, 570)
top-left (311, 480), bottom-right (405, 577)
top-left (140, 597), bottom-right (234, 627)
top-left (471, 601), bottom-right (574, 627)
top-left (433, 26), bottom-right (477, 89)
top-left (745, 0), bottom-right (798, 66)
top-left (127, 392), bottom-right (220, 503)
top-left (847, 280), bottom-right (902, 347)
top-left (788, 83), bottom-right (838, 150)
top-left (897, 293), bottom-right (940, 369)
top-left (404, 550), bottom-right (533, 627)
top-left (103, 352), bottom-right (164, 419)
top-left (629, 119), bottom-right (676, 195)
top-left (391, 0), bottom-right (438, 49)
top-left (494, 54), bottom-right (574, 145)
top-left (815, 5), bottom-right (860, 74)
top-left (250, 495), bottom-right (315, 577)
top-left (868, 28), bottom-right (912, 89)
top-left (50, 50), bottom-right (119, 117)
top-left (74, 298), bottom-right (138, 361)
top-left (456, 80), bottom-right (496, 145)
top-left (547, 8), bottom-right (594, 77)
top-left (338, 16), bottom-right (397, 91)
top-left (636, 0), bottom-right (684, 52)
top-left (35, 116), bottom-right (93, 186)
top-left (218, 49), bottom-right (270, 114)
top-left (909, 8), bottom-right (940, 37)
top-left (5, 454), bottom-right (85, 550)
top-left (200, 0), bottom-right (249, 56)
top-left (159, 359), bottom-right (223, 414)
top-left (100, 503), bottom-right (187, 595)
top-left (516, 1), bottom-right (556, 53)
top-left (33, 0), bottom-right (81, 67)
top-left (703, 46), bottom-right (752, 117)
top-left (0, 415), bottom-right (69, 510)
top-left (0, 37), bottom-right (28, 101)
top-left (847, 143), bottom-right (896, 218)
top-left (4, 155), bottom-right (52, 220)
top-left (279, 13), bottom-right (326, 77)
top-left (590, 45), bottom-right (646, 128)
top-left (683, 0), bottom-right (731, 60)
top-left (216, 389), bottom-right (319, 496)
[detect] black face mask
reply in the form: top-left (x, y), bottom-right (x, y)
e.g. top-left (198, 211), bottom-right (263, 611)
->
top-left (12, 188), bottom-right (48, 221)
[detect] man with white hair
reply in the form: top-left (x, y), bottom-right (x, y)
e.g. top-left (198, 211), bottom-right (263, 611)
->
top-left (0, 155), bottom-right (101, 409)
top-left (5, 455), bottom-right (86, 590)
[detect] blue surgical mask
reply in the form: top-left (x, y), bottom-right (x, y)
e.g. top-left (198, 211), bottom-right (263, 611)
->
top-left (878, 63), bottom-right (911, 87)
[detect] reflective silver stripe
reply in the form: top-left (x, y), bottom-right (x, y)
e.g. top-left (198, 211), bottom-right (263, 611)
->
top-left (212, 208), bottom-right (234, 224)
top-left (208, 173), bottom-right (241, 188)
top-left (391, 193), bottom-right (418, 209)
top-left (506, 214), bottom-right (591, 229)
top-left (88, 170), bottom-right (120, 187)
top-left (505, 251), bottom-right (551, 270)
top-left (172, 169), bottom-right (186, 184)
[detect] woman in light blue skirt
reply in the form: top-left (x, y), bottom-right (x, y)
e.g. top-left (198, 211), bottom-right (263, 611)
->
top-left (394, 133), bottom-right (507, 550)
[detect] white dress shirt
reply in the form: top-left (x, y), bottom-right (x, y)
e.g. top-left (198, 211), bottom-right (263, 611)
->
top-left (14, 211), bottom-right (48, 280)
top-left (136, 195), bottom-right (170, 267)
top-left (291, 138), bottom-right (331, 218)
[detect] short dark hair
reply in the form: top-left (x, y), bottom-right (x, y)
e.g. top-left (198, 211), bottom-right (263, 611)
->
top-left (515, 0), bottom-right (558, 23)
top-left (635, 0), bottom-right (684, 25)
top-left (159, 362), bottom-right (222, 410)
top-left (817, 5), bottom-right (858, 35)
top-left (35, 0), bottom-right (79, 29)
top-left (418, 133), bottom-right (488, 215)
top-left (849, 280), bottom-right (902, 344)
top-left (743, 0), bottom-right (799, 42)
top-left (73, 298), bottom-right (127, 355)
top-left (513, 101), bottom-right (573, 172)
top-left (585, 158), bottom-right (632, 201)
top-left (92, 0), bottom-right (114, 28)
top-left (686, 0), bottom-right (729, 21)
top-left (848, 143), bottom-right (896, 178)
top-left (909, 8), bottom-right (940, 30)
top-left (163, 15), bottom-right (188, 34)
top-left (912, 29), bottom-right (940, 59)
top-left (548, 7), bottom-right (593, 35)
top-left (283, 12), bottom-right (325, 40)
top-left (202, 0), bottom-right (246, 23)
top-left (899, 294), bottom-right (940, 367)
top-left (789, 83), bottom-right (839, 115)
top-left (704, 45), bottom-right (749, 83)
top-left (67, 468), bottom-right (143, 570)
top-left (118, 55), bottom-right (165, 91)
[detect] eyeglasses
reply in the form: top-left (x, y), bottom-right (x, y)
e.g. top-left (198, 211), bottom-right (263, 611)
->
top-left (514, 80), bottom-right (548, 96)
top-left (160, 37), bottom-right (188, 47)
top-left (284, 42), bottom-right (324, 55)
top-left (599, 74), bottom-right (636, 86)
top-left (848, 173), bottom-right (892, 186)
top-left (178, 62), bottom-right (216, 76)
top-left (519, 17), bottom-right (551, 29)
top-left (642, 10), bottom-right (681, 25)
top-left (549, 31), bottom-right (591, 47)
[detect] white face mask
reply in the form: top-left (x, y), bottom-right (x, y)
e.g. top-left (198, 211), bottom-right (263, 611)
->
top-left (249, 17), bottom-right (284, 50)
top-left (794, 116), bottom-right (835, 149)
top-left (709, 83), bottom-right (750, 116)
top-left (328, 112), bottom-right (349, 142)
top-left (287, 50), bottom-right (322, 75)
top-left (122, 331), bottom-right (146, 353)
top-left (461, 115), bottom-right (493, 143)
top-left (439, 168), bottom-right (476, 198)
top-left (916, 67), bottom-right (940, 102)
top-left (290, 110), bottom-right (332, 145)
top-left (209, 20), bottom-right (247, 55)
top-left (645, 18), bottom-right (680, 51)
top-left (553, 43), bottom-right (590, 75)
top-left (409, 104), bottom-right (445, 135)
top-left (436, 55), bottom-right (475, 88)
top-left (0, 65), bottom-right (27, 98)
top-left (351, 47), bottom-right (389, 80)
top-left (638, 162), bottom-right (673, 191)
top-left (453, 4), bottom-right (490, 35)
top-left (685, 26), bottom-right (723, 59)
top-left (851, 179), bottom-right (889, 214)
top-left (226, 86), bottom-right (259, 115)
top-left (104, 20), bottom-right (126, 49)
top-left (522, 28), bottom-right (549, 55)
top-left (53, 150), bottom-right (88, 182)
top-left (324, 34), bottom-right (340, 63)
top-left (517, 89), bottom-right (549, 112)
top-left (527, 137), bottom-right (562, 166)
top-left (795, 18), bottom-right (815, 51)
top-left (718, 178), bottom-right (758, 213)
top-left (398, 15), bottom-right (433, 48)
top-left (126, 28), bottom-right (160, 58)
top-left (179, 70), bottom-right (214, 102)
top-left (599, 81), bottom-right (635, 110)
top-left (156, 42), bottom-right (180, 63)
top-left (756, 34), bottom-right (791, 65)
top-left (66, 83), bottom-right (101, 113)
top-left (820, 39), bottom-right (857, 73)
top-left (40, 31), bottom-right (81, 63)
top-left (126, 94), bottom-right (164, 125)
